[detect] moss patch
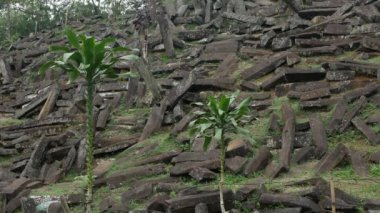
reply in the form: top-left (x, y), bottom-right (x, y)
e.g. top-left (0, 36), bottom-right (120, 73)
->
top-left (0, 118), bottom-right (23, 128)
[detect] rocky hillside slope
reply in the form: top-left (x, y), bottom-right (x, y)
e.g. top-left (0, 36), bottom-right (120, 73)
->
top-left (0, 0), bottom-right (380, 212)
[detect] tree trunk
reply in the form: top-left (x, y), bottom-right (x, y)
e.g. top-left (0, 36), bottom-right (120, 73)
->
top-left (156, 5), bottom-right (176, 58)
top-left (85, 81), bottom-right (95, 213)
top-left (6, 1), bottom-right (11, 41)
top-left (132, 59), bottom-right (162, 103)
top-left (219, 134), bottom-right (227, 213)
top-left (91, 0), bottom-right (100, 14)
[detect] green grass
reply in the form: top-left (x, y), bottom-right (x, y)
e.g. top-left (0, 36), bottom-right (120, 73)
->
top-left (128, 200), bottom-right (146, 210)
top-left (107, 132), bottom-right (179, 175)
top-left (0, 118), bottom-right (23, 128)
top-left (359, 102), bottom-right (380, 120)
top-left (329, 165), bottom-right (356, 180)
top-left (0, 156), bottom-right (16, 167)
top-left (271, 96), bottom-right (304, 120)
top-left (61, 170), bottom-right (81, 182)
top-left (225, 172), bottom-right (262, 188)
top-left (159, 53), bottom-right (172, 64)
top-left (102, 106), bottom-right (151, 138)
top-left (233, 60), bottom-right (253, 81)
top-left (337, 51), bottom-right (357, 61)
top-left (31, 178), bottom-right (86, 196)
top-left (363, 55), bottom-right (380, 64)
top-left (328, 129), bottom-right (362, 148)
top-left (370, 164), bottom-right (380, 177)
top-left (245, 117), bottom-right (270, 147)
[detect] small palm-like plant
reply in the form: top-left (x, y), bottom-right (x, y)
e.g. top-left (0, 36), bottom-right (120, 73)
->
top-left (39, 28), bottom-right (137, 213)
top-left (190, 92), bottom-right (251, 213)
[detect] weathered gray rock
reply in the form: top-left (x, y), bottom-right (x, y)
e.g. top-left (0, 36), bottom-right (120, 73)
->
top-left (271, 37), bottom-right (292, 51)
top-left (366, 114), bottom-right (380, 124)
top-left (315, 143), bottom-right (348, 173)
top-left (193, 78), bottom-right (235, 91)
top-left (293, 147), bottom-right (314, 164)
top-left (170, 159), bottom-right (219, 176)
top-left (21, 136), bottom-right (50, 178)
top-left (348, 149), bottom-right (369, 177)
top-left (15, 91), bottom-right (50, 119)
top-left (327, 99), bottom-right (349, 134)
top-left (264, 161), bottom-right (287, 179)
top-left (121, 183), bottom-right (153, 205)
top-left (172, 150), bottom-right (219, 163)
top-left (260, 30), bottom-right (276, 47)
top-left (268, 113), bottom-right (281, 133)
top-left (193, 203), bottom-right (208, 213)
top-left (99, 164), bottom-right (166, 189)
top-left (222, 12), bottom-right (264, 25)
top-left (134, 151), bottom-right (180, 166)
top-left (362, 36), bottom-right (380, 52)
top-left (280, 103), bottom-right (295, 169)
top-left (324, 24), bottom-right (352, 35)
top-left (178, 30), bottom-right (214, 41)
top-left (323, 61), bottom-right (379, 77)
top-left (226, 139), bottom-right (252, 157)
top-left (344, 82), bottom-right (380, 102)
top-left (165, 190), bottom-right (234, 213)
top-left (191, 137), bottom-right (218, 152)
top-left (327, 70), bottom-right (355, 81)
top-left (259, 193), bottom-right (322, 212)
top-left (200, 39), bottom-right (239, 61)
top-left (339, 96), bottom-right (367, 133)
top-left (354, 5), bottom-right (380, 23)
top-left (243, 146), bottom-right (271, 176)
top-left (259, 208), bottom-right (302, 213)
top-left (352, 117), bottom-right (380, 145)
top-left (235, 184), bottom-right (265, 201)
top-left (295, 46), bottom-right (341, 57)
top-left (189, 167), bottom-right (217, 182)
top-left (300, 88), bottom-right (330, 101)
top-left (225, 156), bottom-right (247, 174)
top-left (352, 23), bottom-right (380, 34)
top-left (0, 58), bottom-right (12, 84)
top-left (216, 54), bottom-right (239, 77)
top-left (309, 114), bottom-right (327, 158)
top-left (241, 52), bottom-right (289, 80)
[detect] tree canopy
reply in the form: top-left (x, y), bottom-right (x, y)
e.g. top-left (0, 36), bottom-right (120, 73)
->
top-left (0, 0), bottom-right (140, 48)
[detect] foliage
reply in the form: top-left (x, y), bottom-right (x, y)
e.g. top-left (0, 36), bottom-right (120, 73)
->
top-left (370, 164), bottom-right (380, 177)
top-left (0, 0), bottom-right (138, 48)
top-left (189, 92), bottom-right (251, 150)
top-left (39, 28), bottom-right (133, 82)
top-left (38, 28), bottom-right (137, 212)
top-left (189, 92), bottom-right (251, 212)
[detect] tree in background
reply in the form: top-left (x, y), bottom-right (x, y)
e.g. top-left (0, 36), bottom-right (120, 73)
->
top-left (0, 0), bottom-right (135, 48)
top-left (39, 28), bottom-right (137, 212)
top-left (190, 92), bottom-right (251, 212)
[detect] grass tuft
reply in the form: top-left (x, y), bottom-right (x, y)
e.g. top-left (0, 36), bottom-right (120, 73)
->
top-left (370, 164), bottom-right (380, 177)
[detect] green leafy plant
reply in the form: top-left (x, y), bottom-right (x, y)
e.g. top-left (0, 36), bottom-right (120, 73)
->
top-left (189, 92), bottom-right (251, 213)
top-left (39, 28), bottom-right (137, 213)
